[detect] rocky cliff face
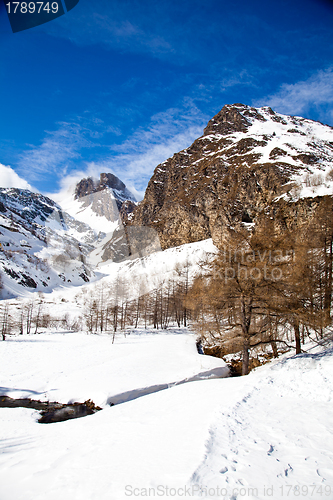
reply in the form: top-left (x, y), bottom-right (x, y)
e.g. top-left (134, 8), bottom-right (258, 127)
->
top-left (125, 104), bottom-right (333, 249)
top-left (74, 173), bottom-right (136, 212)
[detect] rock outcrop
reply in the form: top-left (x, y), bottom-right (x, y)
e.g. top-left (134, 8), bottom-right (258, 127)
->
top-left (73, 172), bottom-right (137, 220)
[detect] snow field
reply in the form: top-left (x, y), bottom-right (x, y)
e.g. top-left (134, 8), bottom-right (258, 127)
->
top-left (0, 330), bottom-right (332, 500)
top-left (190, 347), bottom-right (333, 499)
top-left (0, 330), bottom-right (229, 406)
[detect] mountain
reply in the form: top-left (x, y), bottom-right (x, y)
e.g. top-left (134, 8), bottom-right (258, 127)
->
top-left (0, 173), bottom-right (137, 297)
top-left (57, 173), bottom-right (137, 236)
top-left (56, 173), bottom-right (138, 266)
top-left (125, 103), bottom-right (333, 249)
top-left (2, 106), bottom-right (333, 296)
top-left (0, 188), bottom-right (97, 297)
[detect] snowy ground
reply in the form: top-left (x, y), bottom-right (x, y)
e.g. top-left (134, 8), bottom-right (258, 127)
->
top-left (0, 330), bottom-right (332, 500)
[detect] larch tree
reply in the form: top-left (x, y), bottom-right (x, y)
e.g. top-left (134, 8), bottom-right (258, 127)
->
top-left (190, 220), bottom-right (291, 375)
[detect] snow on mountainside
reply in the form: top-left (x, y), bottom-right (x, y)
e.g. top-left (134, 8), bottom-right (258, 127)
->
top-left (55, 172), bottom-right (137, 235)
top-left (0, 188), bottom-right (97, 297)
top-left (127, 103), bottom-right (333, 249)
top-left (0, 174), bottom-right (137, 297)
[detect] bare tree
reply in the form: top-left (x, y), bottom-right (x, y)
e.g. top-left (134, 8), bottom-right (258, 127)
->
top-left (33, 293), bottom-right (44, 334)
top-left (25, 300), bottom-right (34, 335)
top-left (0, 302), bottom-right (10, 340)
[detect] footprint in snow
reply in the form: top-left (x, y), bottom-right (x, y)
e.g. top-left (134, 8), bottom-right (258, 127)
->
top-left (284, 464), bottom-right (293, 477)
top-left (267, 445), bottom-right (274, 455)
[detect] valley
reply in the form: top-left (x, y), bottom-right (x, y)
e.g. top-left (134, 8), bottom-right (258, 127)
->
top-left (1, 104), bottom-right (333, 499)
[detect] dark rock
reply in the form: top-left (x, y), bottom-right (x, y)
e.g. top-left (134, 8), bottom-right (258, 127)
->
top-left (203, 103), bottom-right (251, 136)
top-left (0, 396), bottom-right (102, 424)
top-left (39, 404), bottom-right (94, 423)
top-left (269, 147), bottom-right (287, 159)
top-left (19, 274), bottom-right (37, 288)
top-left (4, 267), bottom-right (20, 280)
top-left (296, 153), bottom-right (319, 165)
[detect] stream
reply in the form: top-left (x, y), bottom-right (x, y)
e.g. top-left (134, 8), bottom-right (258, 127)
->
top-left (0, 365), bottom-right (228, 423)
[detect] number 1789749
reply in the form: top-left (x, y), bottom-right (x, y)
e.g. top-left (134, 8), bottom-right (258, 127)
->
top-left (5, 2), bottom-right (59, 14)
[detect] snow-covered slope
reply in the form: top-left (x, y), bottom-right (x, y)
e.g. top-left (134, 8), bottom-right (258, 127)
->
top-left (0, 330), bottom-right (331, 500)
top-left (0, 188), bottom-right (98, 297)
top-left (223, 105), bottom-right (333, 199)
top-left (0, 173), bottom-right (138, 297)
top-left (197, 104), bottom-right (333, 199)
top-left (33, 238), bottom-right (217, 314)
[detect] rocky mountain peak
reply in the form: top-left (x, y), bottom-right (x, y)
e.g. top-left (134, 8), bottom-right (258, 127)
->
top-left (74, 173), bottom-right (127, 200)
top-left (203, 103), bottom-right (251, 136)
top-left (99, 173), bottom-right (126, 192)
top-left (202, 103), bottom-right (293, 137)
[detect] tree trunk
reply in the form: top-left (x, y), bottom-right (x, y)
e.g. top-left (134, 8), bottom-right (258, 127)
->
top-left (242, 340), bottom-right (250, 375)
top-left (293, 319), bottom-right (301, 354)
top-left (240, 295), bottom-right (252, 376)
top-left (270, 340), bottom-right (279, 358)
top-left (324, 236), bottom-right (333, 325)
top-left (135, 297), bottom-right (140, 328)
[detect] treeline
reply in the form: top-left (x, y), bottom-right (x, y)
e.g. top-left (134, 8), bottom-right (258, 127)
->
top-left (0, 295), bottom-right (80, 339)
top-left (2, 197), bottom-right (333, 377)
top-left (80, 265), bottom-right (190, 341)
top-left (0, 265), bottom-right (191, 340)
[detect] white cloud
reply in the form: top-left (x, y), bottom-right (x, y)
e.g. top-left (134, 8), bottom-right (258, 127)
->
top-left (49, 167), bottom-right (105, 203)
top-left (18, 122), bottom-right (96, 181)
top-left (0, 163), bottom-right (34, 190)
top-left (255, 68), bottom-right (333, 124)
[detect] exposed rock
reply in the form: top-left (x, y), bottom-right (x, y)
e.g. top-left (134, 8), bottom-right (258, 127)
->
top-left (203, 103), bottom-right (252, 135)
top-left (74, 173), bottom-right (127, 200)
top-left (269, 147), bottom-right (287, 159)
top-left (0, 396), bottom-right (102, 424)
top-left (19, 273), bottom-right (37, 288)
top-left (296, 153), bottom-right (319, 165)
top-left (125, 104), bottom-right (333, 249)
top-left (72, 173), bottom-right (137, 225)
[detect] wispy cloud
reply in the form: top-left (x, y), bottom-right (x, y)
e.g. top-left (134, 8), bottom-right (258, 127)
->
top-left (42, 0), bottom-right (251, 65)
top-left (83, 102), bottom-right (208, 198)
top-left (0, 163), bottom-right (34, 191)
top-left (254, 68), bottom-right (333, 124)
top-left (52, 102), bottom-right (208, 200)
top-left (18, 121), bottom-right (97, 181)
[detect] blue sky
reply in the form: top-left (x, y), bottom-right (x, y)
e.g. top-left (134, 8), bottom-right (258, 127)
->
top-left (1, 0), bottom-right (333, 199)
